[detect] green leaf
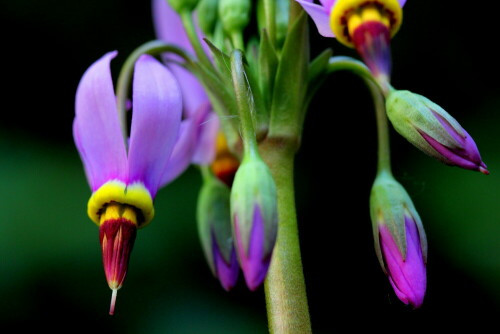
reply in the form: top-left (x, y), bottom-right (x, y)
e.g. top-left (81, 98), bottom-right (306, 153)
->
top-left (269, 11), bottom-right (309, 139)
top-left (304, 48), bottom-right (333, 111)
top-left (258, 29), bottom-right (278, 114)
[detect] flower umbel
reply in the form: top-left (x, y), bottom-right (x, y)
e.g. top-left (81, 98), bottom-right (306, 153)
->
top-left (370, 172), bottom-right (427, 308)
top-left (73, 51), bottom-right (182, 314)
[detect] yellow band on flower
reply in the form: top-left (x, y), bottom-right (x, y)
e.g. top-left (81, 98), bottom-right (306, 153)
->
top-left (99, 203), bottom-right (138, 226)
top-left (330, 0), bottom-right (403, 47)
top-left (88, 180), bottom-right (154, 228)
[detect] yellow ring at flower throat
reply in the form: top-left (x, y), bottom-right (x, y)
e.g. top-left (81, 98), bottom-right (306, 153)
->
top-left (330, 0), bottom-right (403, 47)
top-left (87, 180), bottom-right (154, 228)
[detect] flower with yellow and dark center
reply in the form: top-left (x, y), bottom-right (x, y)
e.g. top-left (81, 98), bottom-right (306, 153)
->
top-left (74, 51), bottom-right (183, 314)
top-left (296, 0), bottom-right (405, 83)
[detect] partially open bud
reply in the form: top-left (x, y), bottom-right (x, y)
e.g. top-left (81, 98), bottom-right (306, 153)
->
top-left (197, 171), bottom-right (240, 291)
top-left (211, 131), bottom-right (240, 187)
top-left (370, 172), bottom-right (427, 308)
top-left (99, 203), bottom-right (138, 315)
top-left (219, 0), bottom-right (251, 34)
top-left (330, 0), bottom-right (403, 82)
top-left (386, 90), bottom-right (489, 174)
top-left (230, 155), bottom-right (278, 290)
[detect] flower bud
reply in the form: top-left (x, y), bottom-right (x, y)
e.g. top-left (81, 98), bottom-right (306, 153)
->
top-left (167, 0), bottom-right (200, 13)
top-left (99, 203), bottom-right (138, 315)
top-left (219, 0), bottom-right (251, 34)
top-left (230, 155), bottom-right (278, 290)
top-left (386, 90), bottom-right (489, 174)
top-left (197, 0), bottom-right (219, 36)
top-left (370, 172), bottom-right (427, 308)
top-left (197, 172), bottom-right (239, 291)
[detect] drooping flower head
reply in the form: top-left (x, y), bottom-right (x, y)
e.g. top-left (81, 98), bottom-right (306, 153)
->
top-left (73, 52), bottom-right (182, 314)
top-left (296, 0), bottom-right (406, 82)
top-left (370, 172), bottom-right (427, 308)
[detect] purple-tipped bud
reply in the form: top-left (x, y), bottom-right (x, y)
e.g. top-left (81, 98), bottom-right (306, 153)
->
top-left (379, 214), bottom-right (427, 308)
top-left (230, 158), bottom-right (278, 291)
top-left (386, 90), bottom-right (489, 174)
top-left (370, 172), bottom-right (427, 308)
top-left (197, 171), bottom-right (240, 290)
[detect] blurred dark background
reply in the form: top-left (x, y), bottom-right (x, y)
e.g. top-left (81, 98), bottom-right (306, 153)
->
top-left (1, 0), bottom-right (499, 332)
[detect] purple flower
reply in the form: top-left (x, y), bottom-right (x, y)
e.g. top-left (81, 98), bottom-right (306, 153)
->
top-left (153, 0), bottom-right (219, 169)
top-left (296, 0), bottom-right (407, 80)
top-left (73, 51), bottom-right (182, 313)
top-left (378, 214), bottom-right (427, 309)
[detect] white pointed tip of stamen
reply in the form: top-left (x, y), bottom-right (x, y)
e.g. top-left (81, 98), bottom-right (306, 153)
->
top-left (479, 166), bottom-right (490, 175)
top-left (109, 288), bottom-right (118, 315)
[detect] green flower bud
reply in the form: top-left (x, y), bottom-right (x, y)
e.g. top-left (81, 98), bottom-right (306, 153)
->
top-left (197, 0), bottom-right (219, 36)
top-left (230, 154), bottom-right (278, 290)
top-left (197, 171), bottom-right (239, 291)
top-left (167, 0), bottom-right (200, 13)
top-left (386, 90), bottom-right (488, 173)
top-left (219, 0), bottom-right (251, 33)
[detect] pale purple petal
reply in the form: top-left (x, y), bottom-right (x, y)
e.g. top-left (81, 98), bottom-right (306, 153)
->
top-left (160, 118), bottom-right (197, 187)
top-left (74, 51), bottom-right (128, 191)
top-left (296, 0), bottom-right (335, 38)
top-left (379, 216), bottom-right (426, 308)
top-left (399, 0), bottom-right (407, 7)
top-left (152, 0), bottom-right (208, 117)
top-left (128, 55), bottom-right (182, 197)
top-left (191, 106), bottom-right (220, 166)
top-left (319, 0), bottom-right (335, 10)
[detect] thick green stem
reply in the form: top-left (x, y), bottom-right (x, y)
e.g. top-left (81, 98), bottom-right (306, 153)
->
top-left (261, 140), bottom-right (311, 334)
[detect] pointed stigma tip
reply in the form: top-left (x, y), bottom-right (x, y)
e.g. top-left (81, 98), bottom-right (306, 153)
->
top-left (479, 166), bottom-right (490, 175)
top-left (109, 289), bottom-right (118, 316)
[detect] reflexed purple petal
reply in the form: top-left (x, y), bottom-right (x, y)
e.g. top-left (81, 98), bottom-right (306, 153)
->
top-left (379, 216), bottom-right (426, 308)
top-left (296, 0), bottom-right (335, 38)
top-left (74, 51), bottom-right (128, 191)
top-left (191, 106), bottom-right (219, 166)
top-left (160, 118), bottom-right (197, 187)
top-left (152, 0), bottom-right (209, 117)
top-left (212, 239), bottom-right (239, 291)
top-left (128, 55), bottom-right (182, 197)
top-left (399, 0), bottom-right (407, 7)
top-left (234, 207), bottom-right (272, 291)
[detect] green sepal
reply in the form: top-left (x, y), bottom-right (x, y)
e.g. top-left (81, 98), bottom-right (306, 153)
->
top-left (269, 11), bottom-right (309, 139)
top-left (230, 155), bottom-right (278, 256)
top-left (369, 172), bottom-right (427, 269)
top-left (197, 170), bottom-right (234, 275)
top-left (386, 90), bottom-right (465, 160)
